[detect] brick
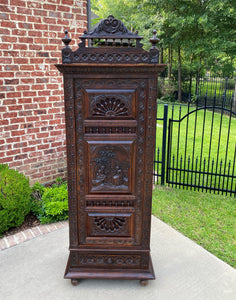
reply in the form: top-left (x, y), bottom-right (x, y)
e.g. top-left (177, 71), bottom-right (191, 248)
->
top-left (58, 5), bottom-right (70, 12)
top-left (4, 65), bottom-right (19, 71)
top-left (6, 149), bottom-right (21, 156)
top-left (15, 71), bottom-right (31, 77)
top-left (3, 112), bottom-right (17, 118)
top-left (6, 137), bottom-right (20, 144)
top-left (34, 23), bottom-right (48, 30)
top-left (23, 229), bottom-right (34, 240)
top-left (8, 161), bottom-right (23, 168)
top-left (26, 116), bottom-right (40, 122)
top-left (29, 44), bottom-right (43, 51)
top-left (10, 14), bottom-right (26, 22)
top-left (12, 29), bottom-right (27, 36)
top-left (8, 104), bottom-right (23, 111)
top-left (62, 0), bottom-right (74, 5)
top-left (0, 12), bottom-right (8, 20)
top-left (43, 17), bottom-right (56, 24)
top-left (14, 58), bottom-right (28, 64)
top-left (34, 9), bottom-right (47, 16)
top-left (14, 232), bottom-right (27, 244)
top-left (6, 92), bottom-right (21, 99)
top-left (11, 142), bottom-right (27, 148)
top-left (4, 124), bottom-right (19, 131)
top-left (43, 3), bottom-right (57, 11)
top-left (28, 30), bottom-right (43, 37)
top-left (5, 79), bottom-right (19, 85)
top-left (10, 0), bottom-right (26, 6)
top-left (1, 20), bottom-right (17, 28)
top-left (23, 91), bottom-right (37, 97)
top-left (17, 7), bottom-right (32, 15)
top-left (10, 117), bottom-right (25, 124)
top-left (18, 37), bottom-right (33, 44)
top-left (31, 227), bottom-right (42, 237)
top-left (0, 238), bottom-right (8, 250)
top-left (11, 130), bottom-right (25, 136)
top-left (18, 22), bottom-right (33, 29)
top-left (27, 16), bottom-right (41, 23)
top-left (16, 85), bottom-right (30, 91)
top-left (0, 71), bottom-right (14, 77)
top-left (27, 1), bottom-right (42, 9)
top-left (5, 235), bottom-right (16, 247)
top-left (20, 78), bottom-right (34, 84)
top-left (19, 111), bottom-right (32, 116)
top-left (0, 157), bottom-right (14, 163)
top-left (14, 154), bottom-right (27, 160)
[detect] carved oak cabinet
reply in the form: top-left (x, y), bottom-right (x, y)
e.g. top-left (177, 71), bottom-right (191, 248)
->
top-left (56, 16), bottom-right (165, 286)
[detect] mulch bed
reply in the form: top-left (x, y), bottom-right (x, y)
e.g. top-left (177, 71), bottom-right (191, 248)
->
top-left (2, 213), bottom-right (41, 238)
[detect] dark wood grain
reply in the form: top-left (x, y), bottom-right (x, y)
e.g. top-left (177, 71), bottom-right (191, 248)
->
top-left (56, 15), bottom-right (166, 284)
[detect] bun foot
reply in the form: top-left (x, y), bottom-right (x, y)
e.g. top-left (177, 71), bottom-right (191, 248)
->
top-left (71, 279), bottom-right (79, 286)
top-left (140, 280), bottom-right (148, 286)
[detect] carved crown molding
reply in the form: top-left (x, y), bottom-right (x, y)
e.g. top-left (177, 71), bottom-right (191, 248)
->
top-left (59, 15), bottom-right (162, 65)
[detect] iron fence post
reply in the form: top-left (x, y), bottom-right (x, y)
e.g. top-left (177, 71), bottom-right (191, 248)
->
top-left (161, 104), bottom-right (168, 185)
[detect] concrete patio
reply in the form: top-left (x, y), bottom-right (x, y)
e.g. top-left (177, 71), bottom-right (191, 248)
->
top-left (1, 216), bottom-right (236, 300)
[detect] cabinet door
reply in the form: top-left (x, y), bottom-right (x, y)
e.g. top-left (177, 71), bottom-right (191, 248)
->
top-left (74, 77), bottom-right (154, 247)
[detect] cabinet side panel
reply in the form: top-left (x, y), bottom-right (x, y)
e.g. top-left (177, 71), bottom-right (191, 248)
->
top-left (142, 76), bottom-right (158, 248)
top-left (64, 76), bottom-right (78, 247)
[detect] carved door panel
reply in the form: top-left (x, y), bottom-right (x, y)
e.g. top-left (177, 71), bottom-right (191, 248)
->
top-left (75, 78), bottom-right (147, 246)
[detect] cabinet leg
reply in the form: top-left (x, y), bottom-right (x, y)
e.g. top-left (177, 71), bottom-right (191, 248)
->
top-left (140, 280), bottom-right (148, 286)
top-left (71, 279), bottom-right (79, 286)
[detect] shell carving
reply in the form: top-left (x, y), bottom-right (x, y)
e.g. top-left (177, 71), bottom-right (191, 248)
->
top-left (92, 97), bottom-right (129, 117)
top-left (94, 216), bottom-right (126, 232)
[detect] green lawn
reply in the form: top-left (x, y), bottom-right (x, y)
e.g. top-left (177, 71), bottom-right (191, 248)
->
top-left (152, 186), bottom-right (236, 268)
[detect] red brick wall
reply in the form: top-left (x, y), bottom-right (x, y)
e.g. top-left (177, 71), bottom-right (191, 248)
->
top-left (0, 0), bottom-right (87, 184)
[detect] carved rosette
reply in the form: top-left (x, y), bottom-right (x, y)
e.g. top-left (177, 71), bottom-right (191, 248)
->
top-left (94, 216), bottom-right (126, 233)
top-left (91, 95), bottom-right (130, 117)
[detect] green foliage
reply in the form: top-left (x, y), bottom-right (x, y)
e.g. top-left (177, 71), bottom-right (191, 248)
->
top-left (92, 1), bottom-right (236, 79)
top-left (0, 164), bottom-right (31, 236)
top-left (158, 79), bottom-right (177, 102)
top-left (31, 180), bottom-right (68, 224)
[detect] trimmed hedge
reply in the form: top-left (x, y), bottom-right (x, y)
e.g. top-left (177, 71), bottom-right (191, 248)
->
top-left (31, 180), bottom-right (68, 224)
top-left (0, 164), bottom-right (31, 236)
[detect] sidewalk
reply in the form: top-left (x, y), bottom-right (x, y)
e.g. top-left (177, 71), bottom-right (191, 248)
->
top-left (0, 216), bottom-right (236, 300)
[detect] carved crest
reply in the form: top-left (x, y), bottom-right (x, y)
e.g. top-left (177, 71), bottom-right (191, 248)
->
top-left (88, 15), bottom-right (133, 36)
top-left (60, 15), bottom-right (160, 64)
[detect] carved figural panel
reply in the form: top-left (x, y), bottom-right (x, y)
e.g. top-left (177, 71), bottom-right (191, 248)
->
top-left (87, 142), bottom-right (134, 194)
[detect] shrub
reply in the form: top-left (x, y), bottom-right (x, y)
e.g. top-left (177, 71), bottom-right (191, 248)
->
top-left (31, 180), bottom-right (68, 224)
top-left (0, 164), bottom-right (31, 236)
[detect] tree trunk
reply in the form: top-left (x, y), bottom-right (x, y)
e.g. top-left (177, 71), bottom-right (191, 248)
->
top-left (168, 45), bottom-right (172, 80)
top-left (160, 47), bottom-right (164, 64)
top-left (178, 46), bottom-right (182, 102)
top-left (189, 54), bottom-right (194, 96)
top-left (233, 79), bottom-right (236, 112)
top-left (196, 54), bottom-right (202, 95)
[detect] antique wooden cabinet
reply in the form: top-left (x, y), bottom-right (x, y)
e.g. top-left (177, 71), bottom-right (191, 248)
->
top-left (56, 16), bottom-right (165, 286)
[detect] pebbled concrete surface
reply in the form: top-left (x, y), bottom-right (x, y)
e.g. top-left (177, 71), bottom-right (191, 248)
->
top-left (0, 216), bottom-right (236, 300)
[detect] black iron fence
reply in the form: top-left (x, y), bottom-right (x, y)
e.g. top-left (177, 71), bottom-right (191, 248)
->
top-left (154, 89), bottom-right (236, 196)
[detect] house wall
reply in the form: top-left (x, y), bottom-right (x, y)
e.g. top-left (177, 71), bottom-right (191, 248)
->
top-left (0, 0), bottom-right (87, 184)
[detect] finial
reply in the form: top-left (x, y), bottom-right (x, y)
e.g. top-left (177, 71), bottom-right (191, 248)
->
top-left (62, 29), bottom-right (71, 48)
top-left (149, 29), bottom-right (160, 49)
